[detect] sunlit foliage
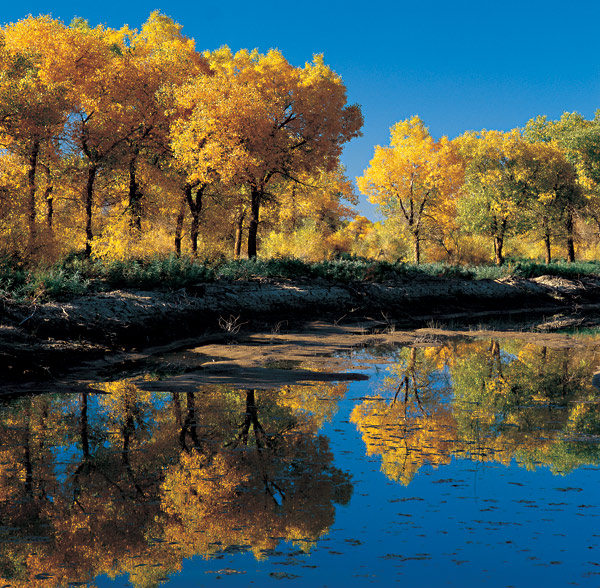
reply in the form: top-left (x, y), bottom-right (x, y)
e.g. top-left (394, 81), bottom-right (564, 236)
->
top-left (0, 380), bottom-right (352, 587)
top-left (2, 12), bottom-right (600, 267)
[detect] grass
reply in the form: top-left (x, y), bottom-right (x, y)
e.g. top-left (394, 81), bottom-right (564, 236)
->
top-left (1, 254), bottom-right (600, 301)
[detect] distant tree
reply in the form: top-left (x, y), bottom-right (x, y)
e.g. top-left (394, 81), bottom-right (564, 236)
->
top-left (523, 113), bottom-right (593, 262)
top-left (518, 140), bottom-right (580, 263)
top-left (455, 129), bottom-right (532, 265)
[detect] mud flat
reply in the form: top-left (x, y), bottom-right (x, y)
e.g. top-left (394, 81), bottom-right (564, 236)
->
top-left (2, 274), bottom-right (600, 383)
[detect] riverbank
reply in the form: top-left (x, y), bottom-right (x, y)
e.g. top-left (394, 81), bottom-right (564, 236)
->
top-left (2, 273), bottom-right (600, 382)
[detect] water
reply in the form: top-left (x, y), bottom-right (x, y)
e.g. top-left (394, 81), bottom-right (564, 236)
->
top-left (2, 333), bottom-right (600, 587)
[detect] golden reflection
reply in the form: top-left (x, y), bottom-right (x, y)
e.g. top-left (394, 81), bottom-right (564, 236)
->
top-left (352, 340), bottom-right (600, 484)
top-left (0, 380), bottom-right (351, 587)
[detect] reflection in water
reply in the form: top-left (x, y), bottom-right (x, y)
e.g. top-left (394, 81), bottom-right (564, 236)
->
top-left (0, 382), bottom-right (351, 587)
top-left (3, 336), bottom-right (600, 587)
top-left (351, 340), bottom-right (600, 484)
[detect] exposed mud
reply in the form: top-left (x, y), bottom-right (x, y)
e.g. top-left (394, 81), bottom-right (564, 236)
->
top-left (2, 273), bottom-right (600, 387)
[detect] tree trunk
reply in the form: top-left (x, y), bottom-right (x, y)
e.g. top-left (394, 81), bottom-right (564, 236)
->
top-left (493, 235), bottom-right (504, 266)
top-left (239, 389), bottom-right (267, 448)
top-left (172, 391), bottom-right (182, 428)
top-left (27, 139), bottom-right (40, 253)
top-left (185, 183), bottom-right (204, 258)
top-left (190, 212), bottom-right (200, 256)
top-left (492, 217), bottom-right (507, 266)
top-left (42, 164), bottom-right (53, 230)
top-left (174, 198), bottom-right (186, 257)
top-left (179, 391), bottom-right (200, 450)
top-left (121, 411), bottom-right (135, 467)
top-left (234, 206), bottom-right (246, 259)
top-left (544, 231), bottom-right (552, 265)
top-left (23, 400), bottom-right (33, 497)
top-left (565, 209), bottom-right (575, 263)
top-left (80, 392), bottom-right (90, 461)
top-left (84, 164), bottom-right (97, 258)
top-left (247, 186), bottom-right (261, 259)
top-left (128, 153), bottom-right (142, 234)
top-left (411, 229), bottom-right (420, 265)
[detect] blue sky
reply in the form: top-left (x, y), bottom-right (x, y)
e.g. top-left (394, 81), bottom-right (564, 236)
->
top-left (6, 0), bottom-right (600, 218)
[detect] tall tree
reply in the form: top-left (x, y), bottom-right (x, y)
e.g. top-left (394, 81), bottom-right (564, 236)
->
top-left (0, 18), bottom-right (70, 255)
top-left (524, 113), bottom-right (595, 262)
top-left (518, 140), bottom-right (580, 263)
top-left (121, 12), bottom-right (209, 235)
top-left (171, 48), bottom-right (362, 258)
top-left (455, 129), bottom-right (531, 265)
top-left (357, 116), bottom-right (463, 264)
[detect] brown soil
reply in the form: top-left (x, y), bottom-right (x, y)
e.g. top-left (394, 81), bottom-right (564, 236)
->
top-left (1, 274), bottom-right (600, 386)
top-left (3, 319), bottom-right (594, 398)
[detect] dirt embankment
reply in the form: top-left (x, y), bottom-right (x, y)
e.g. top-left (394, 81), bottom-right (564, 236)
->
top-left (2, 274), bottom-right (600, 380)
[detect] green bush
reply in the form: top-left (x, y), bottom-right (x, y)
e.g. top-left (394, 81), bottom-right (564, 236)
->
top-left (215, 257), bottom-right (310, 280)
top-left (1, 254), bottom-right (600, 301)
top-left (93, 256), bottom-right (216, 289)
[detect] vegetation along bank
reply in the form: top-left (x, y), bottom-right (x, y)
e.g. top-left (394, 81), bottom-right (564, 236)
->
top-left (3, 13), bottom-right (600, 381)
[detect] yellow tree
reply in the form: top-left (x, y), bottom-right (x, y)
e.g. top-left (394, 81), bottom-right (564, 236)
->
top-left (523, 113), bottom-right (593, 262)
top-left (357, 116), bottom-right (463, 264)
top-left (0, 151), bottom-right (28, 257)
top-left (350, 346), bottom-right (456, 484)
top-left (20, 14), bottom-right (205, 258)
top-left (518, 140), bottom-right (580, 263)
top-left (79, 12), bottom-right (210, 260)
top-left (119, 12), bottom-right (208, 235)
top-left (0, 17), bottom-right (70, 255)
top-left (2, 17), bottom-right (133, 257)
top-left (259, 165), bottom-right (357, 259)
top-left (171, 48), bottom-right (363, 258)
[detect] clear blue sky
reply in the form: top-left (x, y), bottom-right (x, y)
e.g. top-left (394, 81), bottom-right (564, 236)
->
top-left (6, 0), bottom-right (600, 218)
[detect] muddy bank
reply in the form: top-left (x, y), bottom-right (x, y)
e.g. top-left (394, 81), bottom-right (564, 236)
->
top-left (2, 274), bottom-right (600, 381)
top-left (3, 318), bottom-right (594, 399)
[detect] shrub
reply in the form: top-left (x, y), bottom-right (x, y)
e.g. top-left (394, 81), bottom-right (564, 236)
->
top-left (1, 254), bottom-right (600, 302)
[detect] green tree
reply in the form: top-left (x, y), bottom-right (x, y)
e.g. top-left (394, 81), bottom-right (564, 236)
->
top-left (454, 129), bottom-right (533, 265)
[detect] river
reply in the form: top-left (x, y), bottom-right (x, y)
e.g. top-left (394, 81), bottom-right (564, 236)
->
top-left (2, 327), bottom-right (600, 587)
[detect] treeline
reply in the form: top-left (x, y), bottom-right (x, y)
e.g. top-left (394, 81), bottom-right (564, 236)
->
top-left (0, 12), bottom-right (362, 264)
top-left (3, 13), bottom-right (600, 268)
top-left (358, 115), bottom-right (600, 265)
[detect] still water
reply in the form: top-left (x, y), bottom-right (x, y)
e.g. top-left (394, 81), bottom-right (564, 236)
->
top-left (3, 333), bottom-right (600, 587)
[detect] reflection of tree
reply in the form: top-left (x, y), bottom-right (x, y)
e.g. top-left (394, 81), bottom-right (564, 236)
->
top-left (159, 388), bottom-right (351, 560)
top-left (352, 340), bottom-right (600, 485)
top-left (0, 395), bottom-right (62, 584)
top-left (277, 382), bottom-right (347, 430)
top-left (351, 346), bottom-right (455, 484)
top-left (0, 379), bottom-right (350, 587)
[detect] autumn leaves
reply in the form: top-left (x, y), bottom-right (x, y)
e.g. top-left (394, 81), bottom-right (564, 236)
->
top-left (359, 115), bottom-right (595, 265)
top-left (0, 13), bottom-right (362, 263)
top-left (172, 48), bottom-right (362, 257)
top-left (358, 117), bottom-right (464, 265)
top-left (2, 11), bottom-right (598, 266)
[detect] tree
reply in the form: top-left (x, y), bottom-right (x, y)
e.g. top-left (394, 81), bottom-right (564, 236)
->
top-left (518, 140), bottom-right (580, 263)
top-left (455, 129), bottom-right (531, 265)
top-left (524, 113), bottom-right (595, 262)
top-left (0, 17), bottom-right (70, 255)
top-left (357, 116), bottom-right (463, 264)
top-left (259, 165), bottom-right (358, 260)
top-left (120, 12), bottom-right (209, 236)
top-left (171, 48), bottom-right (363, 258)
top-left (350, 339), bottom-right (600, 486)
